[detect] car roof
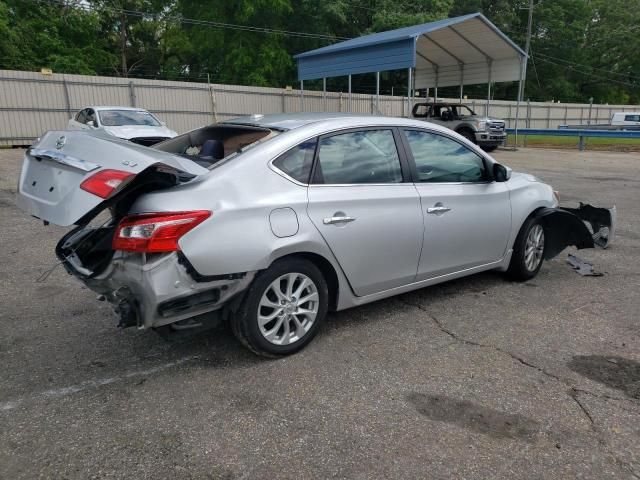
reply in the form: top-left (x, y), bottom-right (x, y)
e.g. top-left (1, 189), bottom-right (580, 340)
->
top-left (222, 113), bottom-right (469, 141)
top-left (224, 112), bottom-right (456, 131)
top-left (84, 106), bottom-right (150, 112)
top-left (224, 113), bottom-right (371, 130)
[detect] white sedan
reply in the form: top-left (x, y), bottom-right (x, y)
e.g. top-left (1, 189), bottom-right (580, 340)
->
top-left (67, 106), bottom-right (177, 146)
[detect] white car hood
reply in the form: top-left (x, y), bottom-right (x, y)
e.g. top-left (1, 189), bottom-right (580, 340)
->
top-left (102, 125), bottom-right (177, 139)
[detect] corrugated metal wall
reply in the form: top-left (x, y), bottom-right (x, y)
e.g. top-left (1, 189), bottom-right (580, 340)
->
top-left (1, 69), bottom-right (638, 145)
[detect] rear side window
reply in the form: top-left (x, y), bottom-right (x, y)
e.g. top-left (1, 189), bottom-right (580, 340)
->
top-left (403, 129), bottom-right (486, 183)
top-left (273, 138), bottom-right (317, 184)
top-left (314, 129), bottom-right (403, 184)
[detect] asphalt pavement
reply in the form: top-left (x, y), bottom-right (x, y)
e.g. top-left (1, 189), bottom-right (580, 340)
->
top-left (1, 146), bottom-right (639, 479)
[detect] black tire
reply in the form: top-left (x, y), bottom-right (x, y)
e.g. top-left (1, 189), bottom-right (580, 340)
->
top-left (507, 215), bottom-right (546, 281)
top-left (457, 128), bottom-right (476, 144)
top-left (230, 257), bottom-right (328, 357)
top-left (481, 145), bottom-right (498, 152)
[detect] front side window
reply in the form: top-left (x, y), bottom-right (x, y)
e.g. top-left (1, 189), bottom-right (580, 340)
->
top-left (624, 114), bottom-right (640, 122)
top-left (403, 130), bottom-right (486, 183)
top-left (314, 129), bottom-right (403, 184)
top-left (273, 138), bottom-right (317, 184)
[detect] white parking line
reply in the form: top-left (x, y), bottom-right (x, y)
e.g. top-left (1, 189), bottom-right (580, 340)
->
top-left (0, 355), bottom-right (198, 412)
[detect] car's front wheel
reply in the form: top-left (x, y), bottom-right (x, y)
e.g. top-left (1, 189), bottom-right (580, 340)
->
top-left (507, 216), bottom-right (546, 281)
top-left (230, 258), bottom-right (328, 357)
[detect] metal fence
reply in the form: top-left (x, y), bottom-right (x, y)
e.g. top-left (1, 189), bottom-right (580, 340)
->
top-left (1, 69), bottom-right (639, 146)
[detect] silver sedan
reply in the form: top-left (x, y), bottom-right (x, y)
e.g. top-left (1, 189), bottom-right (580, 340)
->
top-left (16, 113), bottom-right (615, 356)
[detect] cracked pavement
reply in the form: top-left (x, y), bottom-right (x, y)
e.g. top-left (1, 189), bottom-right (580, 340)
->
top-left (1, 147), bottom-right (639, 479)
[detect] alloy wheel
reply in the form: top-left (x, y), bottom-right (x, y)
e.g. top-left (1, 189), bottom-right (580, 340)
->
top-left (524, 224), bottom-right (545, 271)
top-left (257, 273), bottom-right (319, 345)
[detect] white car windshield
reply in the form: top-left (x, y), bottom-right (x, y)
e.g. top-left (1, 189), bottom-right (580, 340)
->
top-left (99, 110), bottom-right (161, 127)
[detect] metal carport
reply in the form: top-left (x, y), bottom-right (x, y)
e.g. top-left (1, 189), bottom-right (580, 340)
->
top-left (294, 12), bottom-right (527, 129)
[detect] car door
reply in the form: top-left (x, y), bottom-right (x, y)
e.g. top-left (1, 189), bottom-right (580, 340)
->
top-left (399, 128), bottom-right (511, 281)
top-left (306, 128), bottom-right (424, 297)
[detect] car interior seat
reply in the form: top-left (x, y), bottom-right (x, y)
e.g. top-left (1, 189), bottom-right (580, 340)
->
top-left (200, 139), bottom-right (225, 160)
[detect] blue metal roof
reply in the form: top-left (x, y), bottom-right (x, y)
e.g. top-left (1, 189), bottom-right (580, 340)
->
top-left (295, 13), bottom-right (526, 81)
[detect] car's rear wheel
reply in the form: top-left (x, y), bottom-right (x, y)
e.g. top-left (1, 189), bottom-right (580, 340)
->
top-left (230, 258), bottom-right (328, 357)
top-left (507, 216), bottom-right (546, 281)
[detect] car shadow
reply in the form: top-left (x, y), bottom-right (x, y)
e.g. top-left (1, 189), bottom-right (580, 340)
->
top-left (567, 355), bottom-right (640, 399)
top-left (324, 270), bottom-right (507, 332)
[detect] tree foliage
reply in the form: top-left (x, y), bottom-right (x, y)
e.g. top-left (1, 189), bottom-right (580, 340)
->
top-left (0, 0), bottom-right (638, 103)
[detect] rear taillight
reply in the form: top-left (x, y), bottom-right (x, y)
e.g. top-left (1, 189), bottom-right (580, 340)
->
top-left (113, 210), bottom-right (211, 253)
top-left (80, 169), bottom-right (135, 199)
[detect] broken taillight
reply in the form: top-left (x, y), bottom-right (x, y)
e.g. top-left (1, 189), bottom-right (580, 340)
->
top-left (80, 169), bottom-right (135, 199)
top-left (112, 210), bottom-right (211, 252)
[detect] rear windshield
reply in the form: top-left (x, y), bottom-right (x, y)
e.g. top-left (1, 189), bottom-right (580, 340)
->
top-left (153, 124), bottom-right (278, 169)
top-left (99, 110), bottom-right (161, 127)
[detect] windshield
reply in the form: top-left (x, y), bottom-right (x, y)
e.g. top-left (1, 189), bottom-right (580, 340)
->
top-left (99, 110), bottom-right (161, 127)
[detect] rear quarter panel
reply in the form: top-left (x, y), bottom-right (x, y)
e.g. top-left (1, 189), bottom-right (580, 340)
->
top-left (129, 129), bottom-right (344, 278)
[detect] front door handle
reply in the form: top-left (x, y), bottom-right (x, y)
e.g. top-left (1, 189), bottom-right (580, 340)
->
top-left (323, 215), bottom-right (356, 225)
top-left (427, 205), bottom-right (451, 215)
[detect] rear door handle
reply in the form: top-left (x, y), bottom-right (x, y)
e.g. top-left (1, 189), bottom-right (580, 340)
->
top-left (427, 206), bottom-right (451, 214)
top-left (323, 216), bottom-right (356, 225)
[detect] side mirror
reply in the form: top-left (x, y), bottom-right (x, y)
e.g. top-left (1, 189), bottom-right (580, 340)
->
top-left (160, 121), bottom-right (167, 126)
top-left (493, 163), bottom-right (512, 182)
top-left (87, 120), bottom-right (95, 127)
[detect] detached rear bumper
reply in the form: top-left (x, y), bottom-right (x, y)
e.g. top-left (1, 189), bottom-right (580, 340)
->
top-left (535, 203), bottom-right (616, 259)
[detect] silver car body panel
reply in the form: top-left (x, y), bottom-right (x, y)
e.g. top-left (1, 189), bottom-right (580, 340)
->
top-left (307, 183), bottom-right (423, 296)
top-left (414, 181), bottom-right (512, 280)
top-left (16, 113), bottom-right (612, 329)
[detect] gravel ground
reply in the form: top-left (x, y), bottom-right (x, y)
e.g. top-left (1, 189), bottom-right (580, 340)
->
top-left (1, 146), bottom-right (639, 479)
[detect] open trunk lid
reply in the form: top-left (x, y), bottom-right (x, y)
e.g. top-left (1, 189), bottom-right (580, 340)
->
top-left (16, 131), bottom-right (207, 226)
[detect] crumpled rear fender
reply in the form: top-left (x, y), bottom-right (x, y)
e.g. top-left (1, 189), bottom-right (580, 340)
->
top-left (534, 203), bottom-right (616, 259)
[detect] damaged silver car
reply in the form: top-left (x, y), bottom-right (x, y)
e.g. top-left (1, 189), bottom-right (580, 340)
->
top-left (16, 113), bottom-right (616, 357)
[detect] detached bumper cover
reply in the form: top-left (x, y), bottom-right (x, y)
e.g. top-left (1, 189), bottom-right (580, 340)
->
top-left (534, 203), bottom-right (616, 259)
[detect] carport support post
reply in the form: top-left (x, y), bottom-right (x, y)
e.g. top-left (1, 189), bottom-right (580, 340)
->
top-left (514, 56), bottom-right (525, 148)
top-left (486, 59), bottom-right (492, 115)
top-left (300, 80), bottom-right (304, 112)
top-left (459, 64), bottom-right (464, 103)
top-left (322, 78), bottom-right (327, 112)
top-left (434, 66), bottom-right (439, 101)
top-left (376, 72), bottom-right (380, 112)
top-left (348, 75), bottom-right (352, 112)
top-left (407, 68), bottom-right (412, 117)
